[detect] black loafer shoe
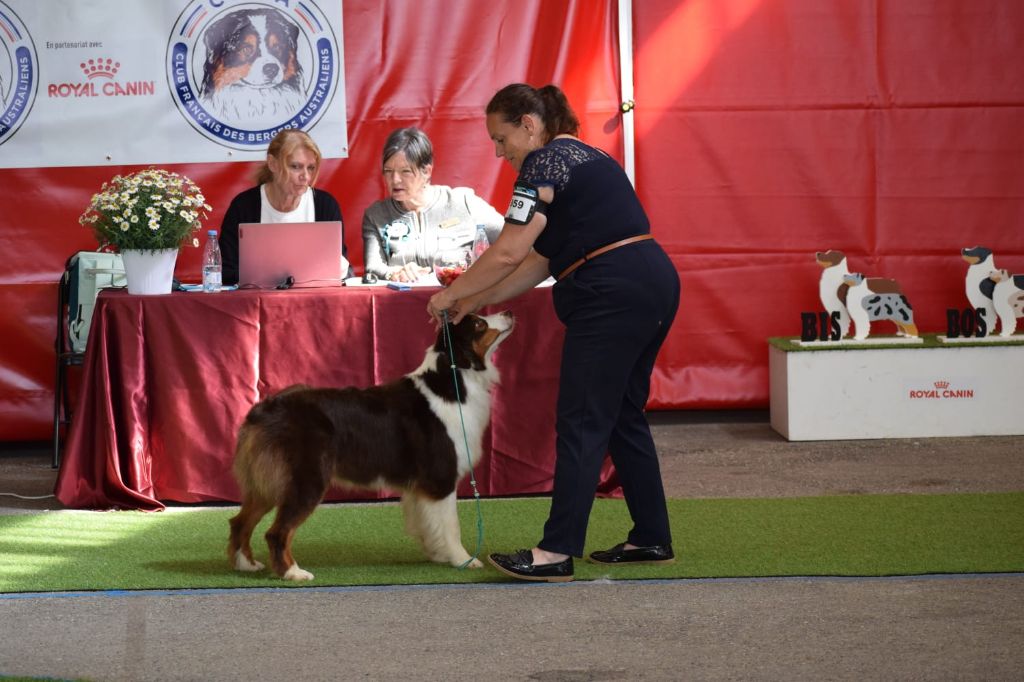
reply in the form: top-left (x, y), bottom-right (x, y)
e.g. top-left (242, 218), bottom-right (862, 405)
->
top-left (488, 549), bottom-right (574, 583)
top-left (588, 542), bottom-right (675, 565)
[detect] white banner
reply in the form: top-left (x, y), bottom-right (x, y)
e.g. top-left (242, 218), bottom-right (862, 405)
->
top-left (0, 0), bottom-right (346, 168)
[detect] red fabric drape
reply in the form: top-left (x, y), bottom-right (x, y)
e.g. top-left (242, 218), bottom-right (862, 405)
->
top-left (55, 286), bottom-right (621, 510)
top-left (634, 0), bottom-right (1024, 408)
top-left (3, 0), bottom-right (1024, 439)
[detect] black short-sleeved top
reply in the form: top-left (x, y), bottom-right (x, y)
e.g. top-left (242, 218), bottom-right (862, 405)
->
top-left (516, 138), bottom-right (650, 278)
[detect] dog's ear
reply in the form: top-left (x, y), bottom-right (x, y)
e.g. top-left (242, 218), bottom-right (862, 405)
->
top-left (437, 316), bottom-right (478, 371)
top-left (204, 11), bottom-right (244, 52)
top-left (203, 16), bottom-right (225, 52)
top-left (276, 10), bottom-right (300, 44)
top-left (201, 11), bottom-right (249, 96)
top-left (443, 319), bottom-right (462, 366)
top-left (433, 317), bottom-right (454, 356)
top-left (442, 319), bottom-right (452, 346)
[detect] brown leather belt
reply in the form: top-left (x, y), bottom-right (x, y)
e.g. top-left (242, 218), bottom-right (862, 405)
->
top-left (557, 234), bottom-right (654, 281)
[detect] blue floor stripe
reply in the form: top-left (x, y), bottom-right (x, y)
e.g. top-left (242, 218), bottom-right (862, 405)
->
top-left (2, 572), bottom-right (1022, 601)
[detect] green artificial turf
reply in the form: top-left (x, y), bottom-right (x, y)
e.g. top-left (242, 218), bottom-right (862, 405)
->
top-left (1, 493), bottom-right (1022, 594)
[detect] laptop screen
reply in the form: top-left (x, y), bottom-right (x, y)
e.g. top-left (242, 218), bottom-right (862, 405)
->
top-left (238, 221), bottom-right (345, 288)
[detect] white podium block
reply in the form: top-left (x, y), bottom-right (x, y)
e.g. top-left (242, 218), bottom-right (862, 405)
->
top-left (769, 337), bottom-right (1024, 440)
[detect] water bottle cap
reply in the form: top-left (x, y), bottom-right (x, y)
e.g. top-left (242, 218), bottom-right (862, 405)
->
top-left (208, 230), bottom-right (217, 236)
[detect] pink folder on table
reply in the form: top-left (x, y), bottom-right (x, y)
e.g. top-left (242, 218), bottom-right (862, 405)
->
top-left (238, 222), bottom-right (344, 288)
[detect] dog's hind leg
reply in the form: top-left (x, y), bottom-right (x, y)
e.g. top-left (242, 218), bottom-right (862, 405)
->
top-left (408, 491), bottom-right (482, 569)
top-left (265, 498), bottom-right (320, 580)
top-left (228, 496), bottom-right (273, 572)
top-left (401, 492), bottom-right (424, 542)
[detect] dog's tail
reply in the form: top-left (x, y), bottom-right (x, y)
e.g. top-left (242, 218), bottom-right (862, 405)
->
top-left (233, 386), bottom-right (331, 504)
top-left (233, 420), bottom-right (291, 505)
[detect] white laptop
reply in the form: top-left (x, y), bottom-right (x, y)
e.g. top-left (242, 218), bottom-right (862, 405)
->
top-left (238, 222), bottom-right (345, 288)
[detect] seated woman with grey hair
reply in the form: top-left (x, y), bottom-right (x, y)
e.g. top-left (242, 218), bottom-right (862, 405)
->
top-left (362, 127), bottom-right (504, 282)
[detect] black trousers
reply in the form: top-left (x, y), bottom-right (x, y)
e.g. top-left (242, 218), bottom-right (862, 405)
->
top-left (540, 240), bottom-right (680, 557)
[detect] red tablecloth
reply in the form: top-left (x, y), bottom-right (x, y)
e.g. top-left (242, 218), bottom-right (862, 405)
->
top-left (54, 285), bottom-right (618, 510)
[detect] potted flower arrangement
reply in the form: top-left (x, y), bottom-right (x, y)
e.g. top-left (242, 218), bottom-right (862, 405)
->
top-left (79, 168), bottom-right (212, 294)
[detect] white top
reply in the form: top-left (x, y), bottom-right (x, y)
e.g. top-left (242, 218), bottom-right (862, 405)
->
top-left (260, 185), bottom-right (315, 224)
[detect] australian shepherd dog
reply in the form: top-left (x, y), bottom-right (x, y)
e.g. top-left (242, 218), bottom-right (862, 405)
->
top-left (200, 7), bottom-right (305, 125)
top-left (228, 312), bottom-right (514, 581)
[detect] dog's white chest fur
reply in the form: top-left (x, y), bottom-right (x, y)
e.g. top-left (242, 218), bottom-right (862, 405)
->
top-left (411, 350), bottom-right (497, 476)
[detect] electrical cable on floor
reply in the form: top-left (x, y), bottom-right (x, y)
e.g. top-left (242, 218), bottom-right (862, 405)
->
top-left (0, 492), bottom-right (56, 500)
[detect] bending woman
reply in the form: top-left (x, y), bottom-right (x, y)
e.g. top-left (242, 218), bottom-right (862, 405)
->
top-left (427, 84), bottom-right (680, 582)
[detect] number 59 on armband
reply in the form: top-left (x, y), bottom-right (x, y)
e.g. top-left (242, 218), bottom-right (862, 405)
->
top-left (504, 181), bottom-right (548, 225)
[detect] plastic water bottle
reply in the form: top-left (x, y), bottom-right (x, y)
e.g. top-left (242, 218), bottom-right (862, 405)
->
top-left (472, 224), bottom-right (490, 261)
top-left (202, 229), bottom-right (222, 293)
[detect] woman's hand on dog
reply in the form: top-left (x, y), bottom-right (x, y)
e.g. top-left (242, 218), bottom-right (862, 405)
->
top-left (427, 289), bottom-right (458, 325)
top-left (428, 290), bottom-right (484, 326)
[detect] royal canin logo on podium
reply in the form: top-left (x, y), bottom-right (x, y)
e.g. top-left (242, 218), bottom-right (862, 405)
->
top-left (907, 380), bottom-right (974, 400)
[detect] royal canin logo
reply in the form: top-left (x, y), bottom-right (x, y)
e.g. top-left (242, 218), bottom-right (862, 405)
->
top-left (48, 57), bottom-right (153, 98)
top-left (81, 58), bottom-right (120, 79)
top-left (908, 379), bottom-right (973, 400)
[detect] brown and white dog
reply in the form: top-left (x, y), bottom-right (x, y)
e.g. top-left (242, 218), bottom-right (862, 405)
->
top-left (200, 7), bottom-right (305, 125)
top-left (228, 312), bottom-right (514, 581)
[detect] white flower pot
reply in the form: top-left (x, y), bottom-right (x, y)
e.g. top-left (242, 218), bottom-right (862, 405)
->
top-left (121, 248), bottom-right (178, 295)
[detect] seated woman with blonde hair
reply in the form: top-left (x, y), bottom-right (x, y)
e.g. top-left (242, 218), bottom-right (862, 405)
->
top-left (362, 127), bottom-right (503, 283)
top-left (219, 128), bottom-right (349, 285)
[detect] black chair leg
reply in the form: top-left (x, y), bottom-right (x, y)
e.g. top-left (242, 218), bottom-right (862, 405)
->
top-left (53, 363), bottom-right (62, 469)
top-left (53, 269), bottom-right (69, 470)
top-left (53, 363), bottom-right (71, 470)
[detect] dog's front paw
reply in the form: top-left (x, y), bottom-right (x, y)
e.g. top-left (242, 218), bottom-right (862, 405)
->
top-left (283, 564), bottom-right (315, 581)
top-left (233, 550), bottom-right (265, 572)
top-left (464, 557), bottom-right (484, 569)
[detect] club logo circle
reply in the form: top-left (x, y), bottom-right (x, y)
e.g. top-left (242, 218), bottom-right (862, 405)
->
top-left (166, 0), bottom-right (339, 150)
top-left (0, 2), bottom-right (39, 147)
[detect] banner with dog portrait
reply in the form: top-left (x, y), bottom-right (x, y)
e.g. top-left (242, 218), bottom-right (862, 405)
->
top-left (0, 0), bottom-right (346, 168)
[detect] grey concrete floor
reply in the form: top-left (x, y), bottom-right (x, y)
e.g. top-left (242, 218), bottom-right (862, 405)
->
top-left (2, 411), bottom-right (1023, 681)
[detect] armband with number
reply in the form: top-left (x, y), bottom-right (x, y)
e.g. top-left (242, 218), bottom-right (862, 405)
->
top-left (504, 181), bottom-right (548, 225)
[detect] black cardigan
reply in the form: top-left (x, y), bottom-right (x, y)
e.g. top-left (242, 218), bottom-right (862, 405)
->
top-left (218, 185), bottom-right (347, 285)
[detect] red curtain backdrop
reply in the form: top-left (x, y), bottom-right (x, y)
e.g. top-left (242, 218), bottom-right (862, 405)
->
top-left (1, 0), bottom-right (1023, 439)
top-left (634, 0), bottom-right (1024, 407)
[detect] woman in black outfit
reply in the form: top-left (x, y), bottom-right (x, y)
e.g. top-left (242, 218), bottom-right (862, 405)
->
top-left (427, 83), bottom-right (680, 582)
